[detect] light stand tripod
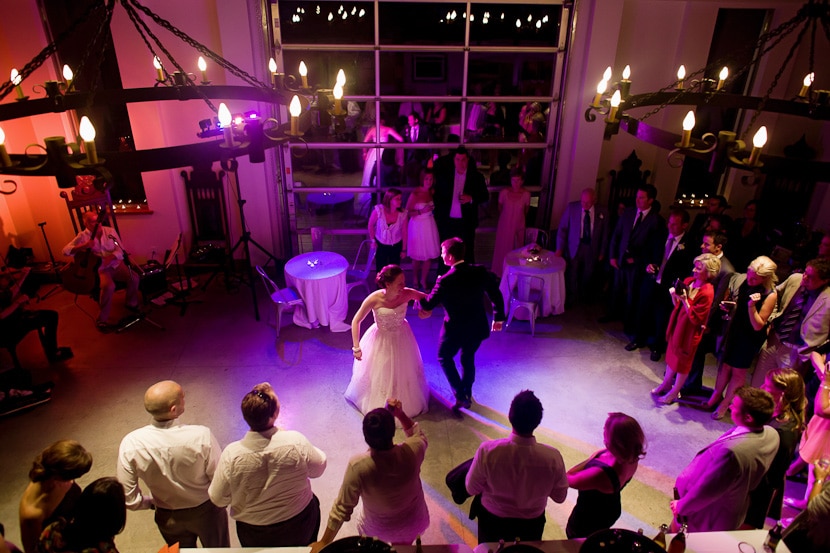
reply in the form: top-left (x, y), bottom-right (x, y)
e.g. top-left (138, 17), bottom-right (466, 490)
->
top-left (219, 158), bottom-right (279, 321)
top-left (165, 233), bottom-right (201, 315)
top-left (110, 238), bottom-right (165, 333)
top-left (37, 221), bottom-right (65, 300)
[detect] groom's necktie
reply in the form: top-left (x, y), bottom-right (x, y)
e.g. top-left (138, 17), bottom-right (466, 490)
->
top-left (581, 209), bottom-right (591, 245)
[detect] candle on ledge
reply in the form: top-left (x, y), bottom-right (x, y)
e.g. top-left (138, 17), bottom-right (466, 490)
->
top-left (0, 126), bottom-right (12, 167)
top-left (592, 79), bottom-right (607, 107)
top-left (332, 84), bottom-right (344, 115)
top-left (676, 65), bottom-right (686, 90)
top-left (10, 69), bottom-right (25, 100)
top-left (62, 64), bottom-right (74, 91)
top-left (607, 90), bottom-right (621, 122)
top-left (79, 116), bottom-right (98, 165)
top-left (716, 66), bottom-right (728, 91)
top-left (680, 111), bottom-right (695, 148)
top-left (799, 72), bottom-right (815, 98)
top-left (153, 56), bottom-right (164, 81)
top-left (217, 103), bottom-right (234, 147)
top-left (198, 56), bottom-right (208, 83)
top-left (747, 126), bottom-right (767, 166)
top-left (619, 65), bottom-right (631, 98)
top-left (289, 95), bottom-right (302, 134)
top-left (299, 61), bottom-right (308, 89)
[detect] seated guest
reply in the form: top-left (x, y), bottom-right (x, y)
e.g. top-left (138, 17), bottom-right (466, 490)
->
top-left (566, 413), bottom-right (646, 538)
top-left (311, 399), bottom-right (428, 550)
top-left (782, 460), bottom-right (830, 553)
top-left (37, 477), bottom-right (126, 553)
top-left (671, 386), bottom-right (779, 532)
top-left (19, 441), bottom-right (92, 553)
top-left (466, 390), bottom-right (568, 543)
top-left (209, 382), bottom-right (327, 547)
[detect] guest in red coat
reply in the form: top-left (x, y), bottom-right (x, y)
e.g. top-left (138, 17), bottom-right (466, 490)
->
top-left (651, 253), bottom-right (721, 404)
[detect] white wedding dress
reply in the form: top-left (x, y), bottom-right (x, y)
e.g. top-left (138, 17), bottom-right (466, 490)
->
top-left (345, 303), bottom-right (430, 418)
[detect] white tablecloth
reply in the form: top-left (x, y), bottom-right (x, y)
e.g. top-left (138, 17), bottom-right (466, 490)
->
top-left (284, 251), bottom-right (350, 332)
top-left (499, 246), bottom-right (566, 318)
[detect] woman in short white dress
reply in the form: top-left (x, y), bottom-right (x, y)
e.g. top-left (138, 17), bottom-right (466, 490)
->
top-left (405, 168), bottom-right (440, 290)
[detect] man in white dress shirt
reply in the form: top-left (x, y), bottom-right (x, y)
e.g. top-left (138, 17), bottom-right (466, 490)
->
top-left (209, 382), bottom-right (327, 547)
top-left (117, 380), bottom-right (229, 548)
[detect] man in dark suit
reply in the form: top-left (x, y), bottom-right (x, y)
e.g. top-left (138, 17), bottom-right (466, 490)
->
top-left (605, 184), bottom-right (666, 346)
top-left (683, 230), bottom-right (735, 394)
top-left (671, 386), bottom-right (778, 532)
top-left (555, 187), bottom-right (609, 305)
top-left (646, 208), bottom-right (696, 362)
top-left (402, 112), bottom-right (432, 187)
top-left (687, 195), bottom-right (733, 247)
top-left (433, 146), bottom-right (489, 267)
top-left (419, 237), bottom-right (505, 412)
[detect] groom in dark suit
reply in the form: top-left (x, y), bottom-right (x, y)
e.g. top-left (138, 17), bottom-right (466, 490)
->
top-left (419, 237), bottom-right (505, 412)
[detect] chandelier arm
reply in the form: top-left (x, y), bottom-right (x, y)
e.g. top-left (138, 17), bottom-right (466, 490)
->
top-left (123, 0), bottom-right (271, 91)
top-left (0, 0), bottom-right (108, 101)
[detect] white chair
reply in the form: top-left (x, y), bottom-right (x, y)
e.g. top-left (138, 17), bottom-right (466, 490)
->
top-left (310, 226), bottom-right (327, 252)
top-left (506, 274), bottom-right (545, 336)
top-left (346, 239), bottom-right (377, 298)
top-left (255, 265), bottom-right (304, 341)
top-left (525, 227), bottom-right (549, 249)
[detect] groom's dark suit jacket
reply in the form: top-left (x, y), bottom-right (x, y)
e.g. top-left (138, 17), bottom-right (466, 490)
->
top-left (420, 262), bottom-right (505, 342)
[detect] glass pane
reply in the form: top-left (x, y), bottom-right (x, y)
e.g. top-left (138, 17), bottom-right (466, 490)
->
top-left (291, 150), bottom-right (368, 192)
top-left (379, 52), bottom-right (464, 95)
top-left (469, 4), bottom-right (562, 47)
top-left (282, 51), bottom-right (374, 96)
top-left (379, 3), bottom-right (466, 45)
top-left (277, 1), bottom-right (374, 45)
top-left (468, 52), bottom-right (555, 96)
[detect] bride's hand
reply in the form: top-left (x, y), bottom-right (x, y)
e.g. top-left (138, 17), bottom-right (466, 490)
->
top-left (352, 347), bottom-right (362, 361)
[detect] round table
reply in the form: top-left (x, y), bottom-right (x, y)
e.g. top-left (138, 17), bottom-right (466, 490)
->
top-left (284, 251), bottom-right (351, 332)
top-left (499, 247), bottom-right (566, 318)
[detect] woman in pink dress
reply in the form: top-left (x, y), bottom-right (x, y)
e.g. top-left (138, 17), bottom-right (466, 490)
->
top-left (491, 168), bottom-right (531, 277)
top-left (651, 253), bottom-right (720, 404)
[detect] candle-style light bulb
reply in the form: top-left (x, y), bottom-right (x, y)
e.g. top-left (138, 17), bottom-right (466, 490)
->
top-left (332, 83), bottom-right (344, 115)
top-left (622, 65), bottom-right (631, 81)
top-left (592, 79), bottom-right (607, 107)
top-left (608, 90), bottom-right (622, 122)
top-left (716, 66), bottom-right (728, 91)
top-left (0, 126), bottom-right (11, 167)
top-left (269, 58), bottom-right (277, 74)
top-left (747, 126), bottom-right (767, 166)
top-left (336, 68), bottom-right (346, 87)
top-left (217, 103), bottom-right (234, 147)
top-left (62, 64), bottom-right (74, 91)
top-left (676, 65), bottom-right (686, 89)
top-left (603, 66), bottom-right (612, 82)
top-left (289, 95), bottom-right (302, 134)
top-left (680, 111), bottom-right (695, 148)
top-left (79, 116), bottom-right (98, 164)
top-left (799, 72), bottom-right (815, 97)
top-left (153, 56), bottom-right (164, 81)
top-left (299, 61), bottom-right (308, 88)
top-left (197, 56), bottom-right (208, 83)
top-left (11, 68), bottom-right (25, 100)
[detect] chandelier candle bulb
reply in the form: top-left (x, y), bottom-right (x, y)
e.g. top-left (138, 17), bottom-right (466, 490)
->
top-left (799, 72), bottom-right (815, 97)
top-left (11, 69), bottom-right (24, 100)
top-left (289, 95), bottom-right (302, 134)
top-left (62, 64), bottom-right (74, 91)
top-left (747, 126), bottom-right (767, 166)
top-left (217, 103), bottom-right (234, 147)
top-left (608, 90), bottom-right (621, 122)
top-left (603, 66), bottom-right (612, 82)
top-left (620, 64), bottom-right (631, 98)
top-left (79, 116), bottom-right (98, 165)
top-left (336, 68), bottom-right (346, 87)
top-left (299, 61), bottom-right (308, 88)
top-left (153, 56), bottom-right (164, 81)
top-left (680, 111), bottom-right (695, 148)
top-left (198, 56), bottom-right (208, 83)
top-left (0, 127), bottom-right (11, 167)
top-left (676, 65), bottom-right (686, 90)
top-left (332, 84), bottom-right (344, 115)
top-left (716, 67), bottom-right (728, 91)
top-left (593, 79), bottom-right (607, 107)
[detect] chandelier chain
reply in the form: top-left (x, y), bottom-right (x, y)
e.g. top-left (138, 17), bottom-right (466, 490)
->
top-left (74, 0), bottom-right (118, 112)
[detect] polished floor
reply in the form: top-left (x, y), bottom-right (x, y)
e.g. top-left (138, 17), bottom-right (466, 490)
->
top-left (0, 269), bottom-right (793, 552)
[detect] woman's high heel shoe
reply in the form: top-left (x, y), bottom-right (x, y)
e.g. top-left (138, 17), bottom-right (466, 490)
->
top-left (651, 385), bottom-right (670, 396)
top-left (658, 392), bottom-right (680, 405)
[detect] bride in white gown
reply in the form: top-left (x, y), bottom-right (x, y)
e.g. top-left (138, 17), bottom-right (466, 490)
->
top-left (346, 265), bottom-right (430, 418)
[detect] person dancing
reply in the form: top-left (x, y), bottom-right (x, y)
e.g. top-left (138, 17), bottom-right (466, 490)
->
top-left (651, 253), bottom-right (720, 404)
top-left (346, 265), bottom-right (430, 419)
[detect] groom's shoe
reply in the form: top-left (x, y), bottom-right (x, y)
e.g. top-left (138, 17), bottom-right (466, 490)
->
top-left (451, 399), bottom-right (464, 414)
top-left (461, 396), bottom-right (472, 409)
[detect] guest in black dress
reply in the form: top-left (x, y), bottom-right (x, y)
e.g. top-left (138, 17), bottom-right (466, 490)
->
top-left (565, 413), bottom-right (646, 538)
top-left (705, 256), bottom-right (778, 419)
top-left (745, 368), bottom-right (807, 527)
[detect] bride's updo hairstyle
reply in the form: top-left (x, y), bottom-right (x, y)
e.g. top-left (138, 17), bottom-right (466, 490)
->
top-left (376, 264), bottom-right (403, 289)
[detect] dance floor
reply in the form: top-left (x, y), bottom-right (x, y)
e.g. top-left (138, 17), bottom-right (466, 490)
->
top-left (0, 276), bottom-right (803, 552)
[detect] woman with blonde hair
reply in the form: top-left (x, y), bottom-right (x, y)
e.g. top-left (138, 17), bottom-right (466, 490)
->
top-left (745, 368), bottom-right (807, 527)
top-left (705, 255), bottom-right (778, 419)
top-left (652, 253), bottom-right (720, 404)
top-left (566, 413), bottom-right (646, 538)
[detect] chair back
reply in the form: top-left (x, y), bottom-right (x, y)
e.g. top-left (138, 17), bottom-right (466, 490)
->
top-left (255, 265), bottom-right (279, 296)
top-left (511, 274), bottom-right (545, 303)
top-left (352, 239), bottom-right (377, 277)
top-left (60, 184), bottom-right (120, 235)
top-left (525, 227), bottom-right (549, 249)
